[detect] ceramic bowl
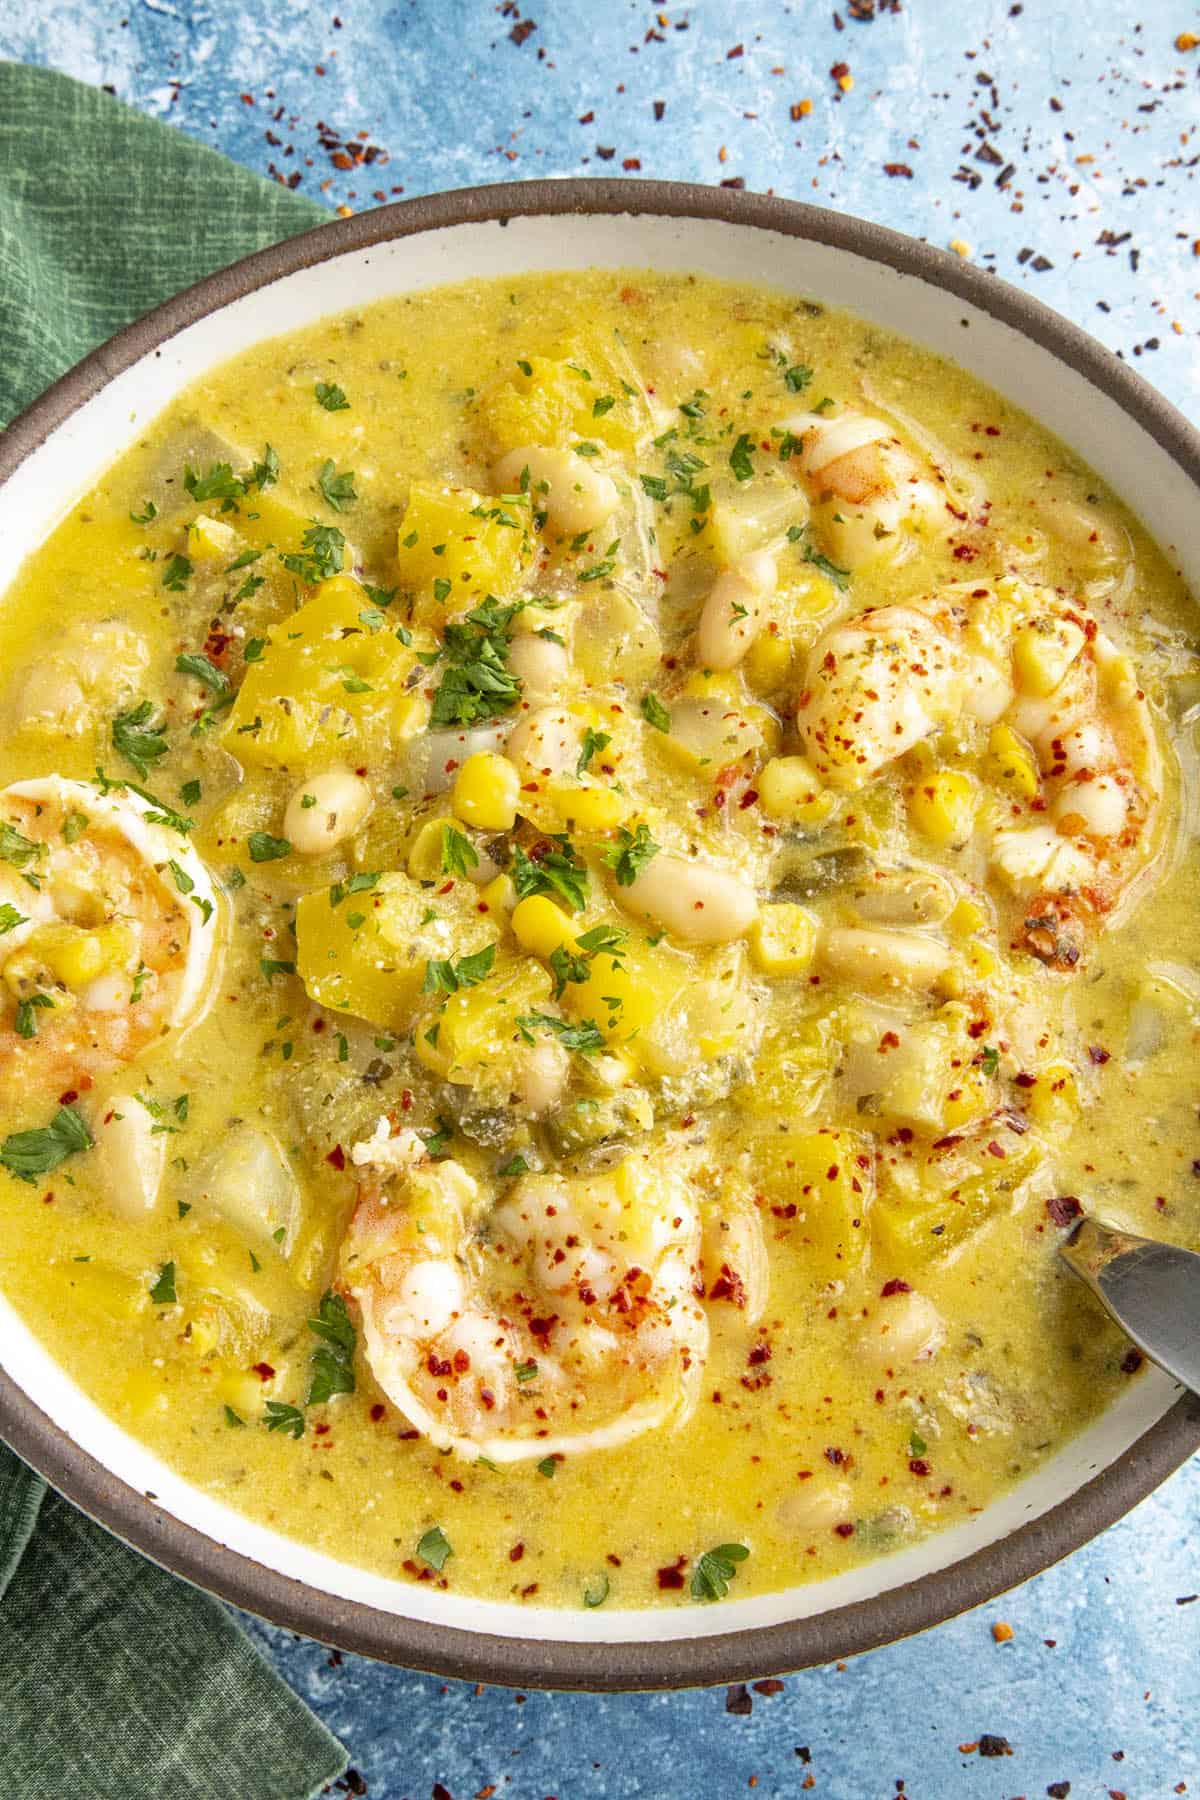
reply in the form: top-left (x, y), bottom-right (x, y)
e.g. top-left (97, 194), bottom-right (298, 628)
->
top-left (1, 180), bottom-right (1198, 1691)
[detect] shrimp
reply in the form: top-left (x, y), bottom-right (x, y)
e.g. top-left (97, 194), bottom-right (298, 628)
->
top-left (0, 776), bottom-right (219, 1091)
top-left (797, 599), bottom-right (968, 789)
top-left (987, 610), bottom-right (1163, 963)
top-left (340, 1125), bottom-right (708, 1462)
top-left (780, 408), bottom-right (950, 568)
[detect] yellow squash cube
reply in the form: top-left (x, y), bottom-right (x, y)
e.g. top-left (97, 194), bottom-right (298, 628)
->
top-left (907, 768), bottom-right (977, 846)
top-left (223, 575), bottom-right (426, 770)
top-left (415, 958), bottom-right (553, 1087)
top-left (395, 482), bottom-right (533, 618)
top-left (759, 755), bottom-right (838, 826)
top-left (754, 1127), bottom-right (872, 1280)
top-left (478, 355), bottom-right (644, 455)
top-left (510, 894), bottom-right (577, 959)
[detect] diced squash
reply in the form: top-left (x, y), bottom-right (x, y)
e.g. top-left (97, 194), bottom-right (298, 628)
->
top-left (187, 513), bottom-right (241, 563)
top-left (946, 896), bottom-right (988, 937)
top-left (1011, 615), bottom-right (1085, 697)
top-left (479, 872), bottom-right (516, 915)
top-left (222, 575), bottom-right (427, 770)
top-left (1024, 1060), bottom-right (1082, 1131)
top-left (871, 1140), bottom-right (1042, 1271)
top-left (986, 724), bottom-right (1040, 802)
top-left (296, 870), bottom-right (494, 1030)
top-left (414, 958), bottom-right (553, 1086)
top-left (907, 769), bottom-right (978, 846)
top-left (753, 1127), bottom-right (872, 1279)
top-left (452, 752), bottom-right (519, 832)
top-left (759, 755), bottom-right (838, 826)
top-left (63, 1260), bottom-right (149, 1325)
top-left (750, 903), bottom-right (818, 976)
top-left (407, 817), bottom-right (459, 883)
top-left (395, 482), bottom-right (533, 619)
top-left (478, 356), bottom-right (644, 455)
top-left (657, 697), bottom-right (764, 776)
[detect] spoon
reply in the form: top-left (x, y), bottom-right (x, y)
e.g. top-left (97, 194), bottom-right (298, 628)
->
top-left (1059, 1214), bottom-right (1200, 1395)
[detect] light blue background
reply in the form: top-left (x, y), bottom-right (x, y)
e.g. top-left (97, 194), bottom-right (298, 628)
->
top-left (2, 2), bottom-right (1199, 1793)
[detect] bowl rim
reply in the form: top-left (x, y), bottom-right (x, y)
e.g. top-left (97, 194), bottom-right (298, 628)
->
top-left (1, 175), bottom-right (1198, 1691)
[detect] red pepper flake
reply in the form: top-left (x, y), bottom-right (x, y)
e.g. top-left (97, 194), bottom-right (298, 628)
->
top-left (1046, 1194), bottom-right (1082, 1227)
top-left (509, 1541), bottom-right (524, 1562)
top-left (753, 1678), bottom-right (785, 1696)
top-left (833, 1521), bottom-right (855, 1538)
top-left (883, 162), bottom-right (914, 178)
top-left (1120, 1348), bottom-right (1144, 1375)
top-left (509, 17), bottom-right (536, 46)
top-left (908, 1458), bottom-right (931, 1476)
top-left (656, 1557), bottom-right (687, 1589)
top-left (1087, 1044), bottom-right (1111, 1065)
top-left (326, 1143), bottom-right (346, 1170)
top-left (880, 1278), bottom-right (911, 1297)
top-left (727, 43), bottom-right (745, 59)
top-left (824, 1445), bottom-right (845, 1466)
top-left (1047, 1783), bottom-right (1072, 1798)
top-left (252, 1362), bottom-right (275, 1381)
top-left (978, 1736), bottom-right (1013, 1758)
top-left (370, 1403), bottom-right (386, 1422)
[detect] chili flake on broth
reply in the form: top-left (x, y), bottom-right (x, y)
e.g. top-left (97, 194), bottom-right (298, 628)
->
top-left (0, 268), bottom-right (1196, 1611)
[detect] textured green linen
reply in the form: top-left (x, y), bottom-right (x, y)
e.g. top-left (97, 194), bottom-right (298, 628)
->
top-left (0, 62), bottom-right (346, 1800)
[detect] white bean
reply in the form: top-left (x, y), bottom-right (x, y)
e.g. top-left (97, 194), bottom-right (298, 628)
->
top-left (508, 631), bottom-right (570, 704)
top-left (494, 446), bottom-right (619, 536)
top-left (857, 1291), bottom-right (945, 1366)
top-left (514, 1039), bottom-right (570, 1116)
top-left (819, 926), bottom-right (950, 993)
top-left (283, 768), bottom-right (373, 855)
top-left (616, 852), bottom-right (757, 944)
top-left (776, 1480), bottom-right (854, 1536)
top-left (695, 550), bottom-right (777, 671)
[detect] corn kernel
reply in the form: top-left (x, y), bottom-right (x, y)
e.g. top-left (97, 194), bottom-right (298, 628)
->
top-left (947, 897), bottom-right (988, 938)
top-left (908, 769), bottom-right (977, 846)
top-left (745, 630), bottom-right (792, 691)
top-left (749, 903), bottom-right (818, 976)
top-left (759, 755), bottom-right (838, 826)
top-left (1025, 1060), bottom-right (1081, 1130)
top-left (511, 894), bottom-right (577, 958)
top-left (682, 668), bottom-right (743, 704)
top-left (479, 873), bottom-right (516, 915)
top-left (452, 752), bottom-right (519, 832)
top-left (942, 1069), bottom-right (992, 1129)
top-left (1099, 651), bottom-right (1138, 708)
top-left (545, 778), bottom-right (626, 832)
top-left (1012, 616), bottom-right (1085, 697)
top-left (986, 724), bottom-right (1040, 802)
top-left (965, 939), bottom-right (1000, 979)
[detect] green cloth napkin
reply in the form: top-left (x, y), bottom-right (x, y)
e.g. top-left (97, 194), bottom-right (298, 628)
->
top-left (0, 62), bottom-right (349, 1800)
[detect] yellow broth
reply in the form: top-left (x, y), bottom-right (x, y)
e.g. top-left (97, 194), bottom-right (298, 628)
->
top-left (0, 270), bottom-right (1197, 1611)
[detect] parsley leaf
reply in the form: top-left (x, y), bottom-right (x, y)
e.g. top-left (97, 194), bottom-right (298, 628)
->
top-left (247, 832), bottom-right (291, 863)
top-left (317, 458), bottom-right (358, 513)
top-left (0, 902), bottom-right (26, 934)
top-left (315, 380), bottom-right (351, 412)
top-left (306, 1290), bottom-right (357, 1404)
top-left (577, 727), bottom-right (611, 777)
top-left (0, 822), bottom-right (42, 871)
top-left (979, 1045), bottom-right (1000, 1077)
top-left (248, 445), bottom-right (280, 491)
top-left (511, 841), bottom-right (589, 912)
top-left (184, 461), bottom-right (244, 508)
top-left (161, 553), bottom-right (192, 592)
top-left (264, 1401), bottom-right (305, 1439)
top-left (784, 363), bottom-right (814, 392)
top-left (416, 1525), bottom-right (453, 1572)
top-left (640, 692), bottom-right (671, 733)
top-left (515, 1012), bottom-right (606, 1055)
top-left (149, 1261), bottom-right (177, 1305)
top-left (428, 599), bottom-right (523, 729)
top-left (0, 1105), bottom-right (93, 1184)
top-left (280, 522), bottom-right (346, 584)
top-left (729, 433), bottom-right (756, 483)
top-left (423, 943), bottom-right (496, 995)
top-left (175, 651), bottom-right (230, 694)
top-left (802, 543), bottom-right (851, 592)
top-left (690, 1542), bottom-right (749, 1601)
top-left (130, 500), bottom-right (158, 525)
top-left (604, 822), bottom-right (660, 887)
top-left (112, 701), bottom-right (169, 779)
top-left (441, 824), bottom-right (479, 877)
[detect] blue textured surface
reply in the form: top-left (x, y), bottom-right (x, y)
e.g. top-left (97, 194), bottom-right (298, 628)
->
top-left (3, 2), bottom-right (1200, 1794)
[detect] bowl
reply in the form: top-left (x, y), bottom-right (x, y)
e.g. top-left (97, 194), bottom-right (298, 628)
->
top-left (1, 179), bottom-right (1198, 1691)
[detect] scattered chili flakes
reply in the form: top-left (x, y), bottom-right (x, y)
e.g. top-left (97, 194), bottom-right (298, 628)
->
top-left (884, 162), bottom-right (914, 178)
top-left (991, 1620), bottom-right (1014, 1643)
top-left (978, 1735), bottom-right (1013, 1758)
top-left (1046, 1194), bottom-right (1082, 1227)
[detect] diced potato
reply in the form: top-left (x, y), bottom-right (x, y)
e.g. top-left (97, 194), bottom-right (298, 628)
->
top-left (753, 1127), bottom-right (873, 1279)
top-left (452, 752), bottom-right (519, 832)
top-left (907, 769), bottom-right (978, 846)
top-left (180, 1125), bottom-right (301, 1252)
top-left (657, 697), bottom-right (764, 776)
top-left (986, 724), bottom-right (1040, 802)
top-left (946, 896), bottom-right (988, 937)
top-left (395, 482), bottom-right (533, 618)
top-left (759, 755), bottom-right (838, 826)
top-left (296, 870), bottom-right (494, 1030)
top-left (750, 903), bottom-right (818, 976)
top-left (1011, 615), bottom-right (1086, 697)
top-left (415, 958), bottom-right (553, 1086)
top-left (222, 575), bottom-right (427, 770)
top-left (407, 816), bottom-right (457, 883)
top-left (705, 467), bottom-right (806, 563)
top-left (478, 356), bottom-right (644, 455)
top-left (90, 1093), bottom-right (166, 1220)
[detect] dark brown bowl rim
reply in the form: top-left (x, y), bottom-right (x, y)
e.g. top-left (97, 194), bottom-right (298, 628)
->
top-left (1, 177), bottom-right (1198, 1692)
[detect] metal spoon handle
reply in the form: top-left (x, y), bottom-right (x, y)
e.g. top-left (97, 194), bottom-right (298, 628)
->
top-left (1059, 1216), bottom-right (1200, 1395)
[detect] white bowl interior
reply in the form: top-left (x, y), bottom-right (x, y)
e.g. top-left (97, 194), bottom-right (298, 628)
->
top-left (1, 208), bottom-right (1195, 1646)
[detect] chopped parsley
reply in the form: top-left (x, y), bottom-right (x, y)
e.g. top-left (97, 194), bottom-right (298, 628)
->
top-left (583, 1573), bottom-right (610, 1608)
top-left (784, 363), bottom-right (814, 392)
top-left (516, 1012), bottom-right (606, 1055)
top-left (604, 822), bottom-right (660, 887)
top-left (511, 840), bottom-right (589, 912)
top-left (175, 651), bottom-right (230, 694)
top-left (161, 553), bottom-right (192, 591)
top-left (135, 1092), bottom-right (189, 1135)
top-left (247, 832), bottom-right (292, 863)
top-left (416, 1525), bottom-right (453, 1572)
top-left (148, 1261), bottom-right (178, 1306)
top-left (130, 500), bottom-right (158, 525)
top-left (640, 692), bottom-right (672, 733)
top-left (184, 461), bottom-right (244, 508)
top-left (979, 1045), bottom-right (1000, 1077)
top-left (0, 822), bottom-right (42, 871)
top-left (62, 811), bottom-right (89, 845)
top-left (690, 1542), bottom-right (749, 1602)
top-left (441, 824), bottom-right (479, 878)
top-left (280, 522), bottom-right (346, 584)
top-left (428, 599), bottom-right (523, 729)
top-left (577, 727), bottom-right (611, 777)
top-left (264, 1401), bottom-right (305, 1439)
top-left (15, 995), bottom-right (52, 1038)
top-left (423, 942), bottom-right (496, 995)
top-left (306, 1290), bottom-right (357, 1404)
top-left (537, 1456), bottom-right (557, 1477)
top-left (0, 1105), bottom-right (93, 1184)
top-left (497, 1153), bottom-right (530, 1179)
top-left (317, 458), bottom-right (358, 513)
top-left (729, 433), bottom-right (756, 483)
top-left (112, 701), bottom-right (169, 780)
top-left (802, 542), bottom-right (851, 591)
top-left (315, 380), bottom-right (351, 412)
top-left (0, 902), bottom-right (26, 935)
